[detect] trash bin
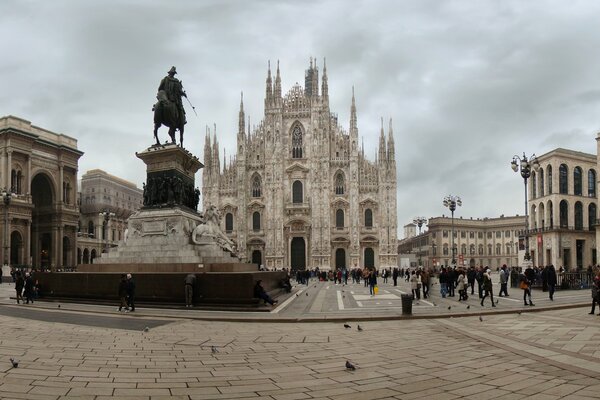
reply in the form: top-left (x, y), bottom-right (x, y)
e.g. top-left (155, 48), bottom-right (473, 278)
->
top-left (401, 294), bottom-right (413, 315)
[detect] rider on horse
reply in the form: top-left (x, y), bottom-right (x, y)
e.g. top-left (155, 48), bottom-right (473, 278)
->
top-left (158, 66), bottom-right (187, 128)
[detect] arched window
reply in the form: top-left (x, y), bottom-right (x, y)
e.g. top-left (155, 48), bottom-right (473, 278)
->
top-left (336, 209), bottom-right (344, 228)
top-left (531, 171), bottom-right (537, 198)
top-left (364, 208), bottom-right (373, 227)
top-left (291, 125), bottom-right (303, 158)
top-left (88, 221), bottom-right (95, 237)
top-left (443, 244), bottom-right (449, 255)
top-left (506, 244), bottom-right (511, 254)
top-left (478, 245), bottom-right (484, 255)
top-left (559, 164), bottom-right (568, 194)
top-left (496, 244), bottom-right (501, 255)
top-left (575, 201), bottom-right (583, 230)
top-left (252, 211), bottom-right (261, 231)
top-left (461, 244), bottom-right (466, 255)
top-left (574, 166), bottom-right (583, 196)
top-left (292, 180), bottom-right (303, 203)
top-left (364, 248), bottom-right (375, 268)
top-left (548, 200), bottom-right (554, 227)
top-left (588, 203), bottom-right (596, 231)
top-left (547, 165), bottom-right (553, 194)
top-left (334, 172), bottom-right (345, 195)
top-left (589, 169), bottom-right (596, 197)
top-left (252, 175), bottom-right (261, 197)
top-left (225, 212), bottom-right (234, 233)
top-left (559, 200), bottom-right (568, 228)
top-left (487, 244), bottom-right (492, 255)
top-left (469, 244), bottom-right (475, 255)
top-left (539, 168), bottom-right (544, 197)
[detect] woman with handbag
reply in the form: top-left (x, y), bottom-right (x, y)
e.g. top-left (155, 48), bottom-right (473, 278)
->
top-left (520, 274), bottom-right (534, 306)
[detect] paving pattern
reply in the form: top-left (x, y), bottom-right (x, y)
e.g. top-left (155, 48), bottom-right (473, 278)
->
top-left (1, 305), bottom-right (600, 399)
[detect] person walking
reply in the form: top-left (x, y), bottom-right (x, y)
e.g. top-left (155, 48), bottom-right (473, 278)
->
top-left (126, 273), bottom-right (136, 312)
top-left (456, 270), bottom-right (467, 301)
top-left (421, 268), bottom-right (430, 299)
top-left (368, 270), bottom-right (378, 296)
top-left (498, 264), bottom-right (509, 297)
top-left (24, 272), bottom-right (35, 304)
top-left (184, 273), bottom-right (196, 307)
top-left (410, 270), bottom-right (420, 300)
top-left (467, 266), bottom-right (476, 295)
top-left (439, 267), bottom-right (448, 298)
top-left (392, 267), bottom-right (398, 287)
top-left (520, 273), bottom-right (534, 306)
top-left (15, 272), bottom-right (24, 304)
top-left (481, 268), bottom-right (496, 307)
top-left (547, 265), bottom-right (557, 301)
top-left (118, 274), bottom-right (129, 312)
top-left (589, 271), bottom-right (600, 315)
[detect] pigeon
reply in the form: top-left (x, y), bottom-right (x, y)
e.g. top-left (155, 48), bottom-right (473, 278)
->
top-left (143, 326), bottom-right (149, 333)
top-left (479, 316), bottom-right (483, 322)
top-left (344, 323), bottom-right (351, 329)
top-left (306, 293), bottom-right (309, 296)
top-left (447, 306), bottom-right (452, 310)
top-left (57, 304), bottom-right (61, 308)
top-left (357, 325), bottom-right (363, 331)
top-left (211, 346), bottom-right (219, 354)
top-left (518, 311), bottom-right (522, 315)
top-left (9, 358), bottom-right (18, 368)
top-left (467, 305), bottom-right (470, 309)
top-left (432, 302), bottom-right (437, 306)
top-left (345, 360), bottom-right (356, 371)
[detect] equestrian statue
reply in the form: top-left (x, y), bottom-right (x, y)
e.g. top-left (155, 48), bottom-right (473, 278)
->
top-left (153, 66), bottom-right (193, 147)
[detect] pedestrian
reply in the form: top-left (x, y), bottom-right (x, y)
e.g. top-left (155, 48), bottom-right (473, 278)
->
top-left (547, 265), bottom-right (557, 301)
top-left (498, 264), bottom-right (509, 297)
top-left (410, 270), bottom-right (420, 300)
top-left (421, 268), bottom-right (430, 299)
top-left (467, 266), bottom-right (476, 295)
top-left (24, 272), bottom-right (34, 304)
top-left (392, 267), bottom-right (398, 286)
top-left (447, 267), bottom-right (456, 297)
top-left (589, 271), bottom-right (600, 315)
top-left (476, 266), bottom-right (484, 298)
top-left (126, 273), bottom-right (136, 312)
top-left (439, 267), bottom-right (448, 298)
top-left (184, 273), bottom-right (196, 307)
top-left (520, 273), bottom-right (534, 306)
top-left (253, 280), bottom-right (277, 306)
top-left (368, 269), bottom-right (378, 296)
top-left (456, 270), bottom-right (467, 301)
top-left (118, 274), bottom-right (129, 312)
top-left (15, 272), bottom-right (24, 304)
top-left (481, 268), bottom-right (496, 307)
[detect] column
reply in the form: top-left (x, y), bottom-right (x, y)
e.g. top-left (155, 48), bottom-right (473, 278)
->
top-left (25, 220), bottom-right (31, 267)
top-left (0, 150), bottom-right (5, 190)
top-left (57, 224), bottom-right (64, 269)
top-left (27, 155), bottom-right (31, 195)
top-left (6, 150), bottom-right (12, 190)
top-left (59, 163), bottom-right (64, 203)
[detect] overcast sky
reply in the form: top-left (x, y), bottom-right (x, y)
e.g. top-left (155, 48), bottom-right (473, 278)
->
top-left (2, 0), bottom-right (599, 238)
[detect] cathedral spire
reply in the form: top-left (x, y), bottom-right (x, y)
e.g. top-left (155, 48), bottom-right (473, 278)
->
top-left (387, 118), bottom-right (395, 162)
top-left (238, 91), bottom-right (245, 135)
top-left (322, 57), bottom-right (328, 102)
top-left (378, 116), bottom-right (387, 164)
top-left (265, 60), bottom-right (273, 106)
top-left (274, 60), bottom-right (282, 99)
top-left (204, 129), bottom-right (212, 172)
top-left (350, 86), bottom-right (357, 135)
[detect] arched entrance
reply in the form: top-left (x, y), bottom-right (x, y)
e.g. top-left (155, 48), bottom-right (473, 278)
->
top-left (63, 236), bottom-right (71, 268)
top-left (77, 248), bottom-right (82, 265)
top-left (251, 250), bottom-right (262, 268)
top-left (83, 248), bottom-right (89, 264)
top-left (31, 173), bottom-right (55, 269)
top-left (290, 237), bottom-right (306, 270)
top-left (10, 231), bottom-right (23, 265)
top-left (335, 248), bottom-right (346, 270)
top-left (90, 249), bottom-right (97, 264)
top-left (364, 247), bottom-right (375, 269)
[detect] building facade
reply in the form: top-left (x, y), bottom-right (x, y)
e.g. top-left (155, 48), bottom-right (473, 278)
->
top-left (202, 60), bottom-right (398, 271)
top-left (398, 215), bottom-right (525, 270)
top-left (528, 148), bottom-right (597, 269)
top-left (77, 169), bottom-right (143, 264)
top-left (0, 115), bottom-right (83, 271)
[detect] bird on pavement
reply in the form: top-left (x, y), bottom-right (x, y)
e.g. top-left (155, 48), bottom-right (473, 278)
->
top-left (306, 293), bottom-right (309, 296)
top-left (448, 306), bottom-right (452, 310)
top-left (344, 323), bottom-right (351, 329)
top-left (479, 316), bottom-right (483, 322)
top-left (143, 326), bottom-right (149, 333)
top-left (211, 346), bottom-right (219, 354)
top-left (467, 305), bottom-right (470, 309)
top-left (357, 325), bottom-right (363, 331)
top-left (9, 358), bottom-right (18, 368)
top-left (432, 302), bottom-right (437, 306)
top-left (57, 304), bottom-right (61, 308)
top-left (345, 360), bottom-right (356, 371)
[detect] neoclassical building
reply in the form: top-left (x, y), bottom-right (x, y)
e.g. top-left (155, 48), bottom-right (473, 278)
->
top-left (528, 148), bottom-right (597, 269)
top-left (77, 169), bottom-right (143, 265)
top-left (202, 60), bottom-right (398, 271)
top-left (0, 116), bottom-right (83, 271)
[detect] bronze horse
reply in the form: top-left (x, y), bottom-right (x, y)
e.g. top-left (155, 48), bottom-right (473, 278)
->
top-left (153, 90), bottom-right (185, 146)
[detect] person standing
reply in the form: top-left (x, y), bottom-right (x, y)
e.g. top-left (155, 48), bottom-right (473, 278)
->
top-left (118, 274), bottom-right (129, 312)
top-left (410, 270), bottom-right (420, 300)
top-left (368, 270), bottom-right (378, 296)
top-left (421, 268), bottom-right (430, 299)
top-left (126, 273), bottom-right (136, 312)
top-left (439, 267), bottom-right (448, 298)
top-left (476, 266), bottom-right (484, 298)
top-left (392, 268), bottom-right (398, 287)
top-left (447, 267), bottom-right (456, 297)
top-left (24, 272), bottom-right (35, 304)
top-left (481, 268), bottom-right (496, 307)
top-left (15, 272), bottom-right (24, 304)
top-left (547, 265), bottom-right (557, 301)
top-left (184, 273), bottom-right (196, 308)
top-left (498, 264), bottom-right (509, 297)
top-left (467, 266), bottom-right (476, 295)
top-left (589, 271), bottom-right (600, 315)
top-left (520, 273), bottom-right (534, 306)
top-left (456, 269), bottom-right (467, 301)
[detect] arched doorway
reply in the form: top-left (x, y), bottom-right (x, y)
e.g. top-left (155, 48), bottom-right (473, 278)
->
top-left (364, 247), bottom-right (375, 269)
top-left (90, 249), bottom-right (97, 264)
top-left (77, 248), bottom-right (82, 265)
top-left (10, 231), bottom-right (23, 265)
top-left (335, 248), bottom-right (346, 269)
top-left (290, 237), bottom-right (306, 270)
top-left (83, 248), bottom-right (89, 264)
top-left (252, 250), bottom-right (262, 268)
top-left (31, 173), bottom-right (55, 269)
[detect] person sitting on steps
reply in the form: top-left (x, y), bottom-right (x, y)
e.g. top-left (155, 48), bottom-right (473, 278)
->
top-left (254, 280), bottom-right (278, 306)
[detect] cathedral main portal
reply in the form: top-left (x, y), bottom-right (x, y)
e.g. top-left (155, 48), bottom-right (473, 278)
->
top-left (290, 237), bottom-right (306, 270)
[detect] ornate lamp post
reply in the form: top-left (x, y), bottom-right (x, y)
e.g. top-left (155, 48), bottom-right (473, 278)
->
top-left (413, 217), bottom-right (427, 266)
top-left (99, 210), bottom-right (115, 253)
top-left (443, 195), bottom-right (462, 266)
top-left (511, 153), bottom-right (539, 263)
top-left (2, 188), bottom-right (12, 266)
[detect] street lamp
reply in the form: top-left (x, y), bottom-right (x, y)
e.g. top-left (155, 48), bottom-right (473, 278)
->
top-left (413, 217), bottom-right (427, 266)
top-left (443, 195), bottom-right (462, 266)
top-left (99, 210), bottom-right (115, 253)
top-left (2, 188), bottom-right (12, 266)
top-left (511, 152), bottom-right (539, 263)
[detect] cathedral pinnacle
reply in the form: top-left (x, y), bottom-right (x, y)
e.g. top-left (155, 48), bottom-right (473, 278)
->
top-left (274, 60), bottom-right (282, 99)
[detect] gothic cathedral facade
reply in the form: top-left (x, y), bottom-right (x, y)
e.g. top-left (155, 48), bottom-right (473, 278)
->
top-left (202, 60), bottom-right (398, 271)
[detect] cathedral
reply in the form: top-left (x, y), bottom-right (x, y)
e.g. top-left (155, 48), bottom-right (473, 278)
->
top-left (202, 59), bottom-right (398, 271)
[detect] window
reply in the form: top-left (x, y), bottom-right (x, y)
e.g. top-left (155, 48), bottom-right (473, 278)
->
top-left (469, 231), bottom-right (475, 239)
top-left (574, 167), bottom-right (583, 196)
top-left (559, 164), bottom-right (568, 194)
top-left (334, 172), bottom-right (345, 195)
top-left (252, 175), bottom-right (262, 197)
top-left (496, 231), bottom-right (501, 238)
top-left (461, 244), bottom-right (466, 254)
top-left (478, 232), bottom-right (483, 239)
top-left (539, 167), bottom-right (544, 196)
top-left (364, 209), bottom-right (373, 227)
top-left (506, 244), bottom-right (511, 254)
top-left (575, 201), bottom-right (583, 230)
top-left (478, 245), bottom-right (484, 255)
top-left (461, 231), bottom-right (466, 238)
top-left (487, 232), bottom-right (492, 239)
top-left (443, 230), bottom-right (448, 238)
top-left (589, 170), bottom-right (597, 197)
top-left (560, 200), bottom-right (568, 228)
top-left (470, 244), bottom-right (475, 255)
top-left (496, 244), bottom-right (501, 255)
top-left (589, 204), bottom-right (597, 231)
top-left (532, 171), bottom-right (537, 198)
top-left (487, 244), bottom-right (492, 255)
top-left (505, 230), bottom-right (511, 237)
top-left (291, 125), bottom-right (303, 158)
top-left (225, 213), bottom-right (234, 233)
top-left (443, 244), bottom-right (449, 255)
top-left (432, 244), bottom-right (437, 255)
top-left (292, 180), bottom-right (303, 203)
top-left (547, 165), bottom-right (553, 194)
top-left (336, 209), bottom-right (344, 228)
top-left (432, 232), bottom-right (437, 239)
top-left (88, 221), bottom-right (95, 237)
top-left (252, 211), bottom-right (261, 231)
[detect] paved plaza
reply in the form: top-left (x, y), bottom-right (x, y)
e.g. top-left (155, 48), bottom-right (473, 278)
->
top-left (0, 276), bottom-right (599, 399)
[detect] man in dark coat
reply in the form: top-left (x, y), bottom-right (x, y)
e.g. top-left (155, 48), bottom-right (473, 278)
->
top-left (118, 274), bottom-right (129, 312)
top-left (126, 273), bottom-right (136, 312)
top-left (24, 272), bottom-right (35, 304)
top-left (547, 265), bottom-right (558, 301)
